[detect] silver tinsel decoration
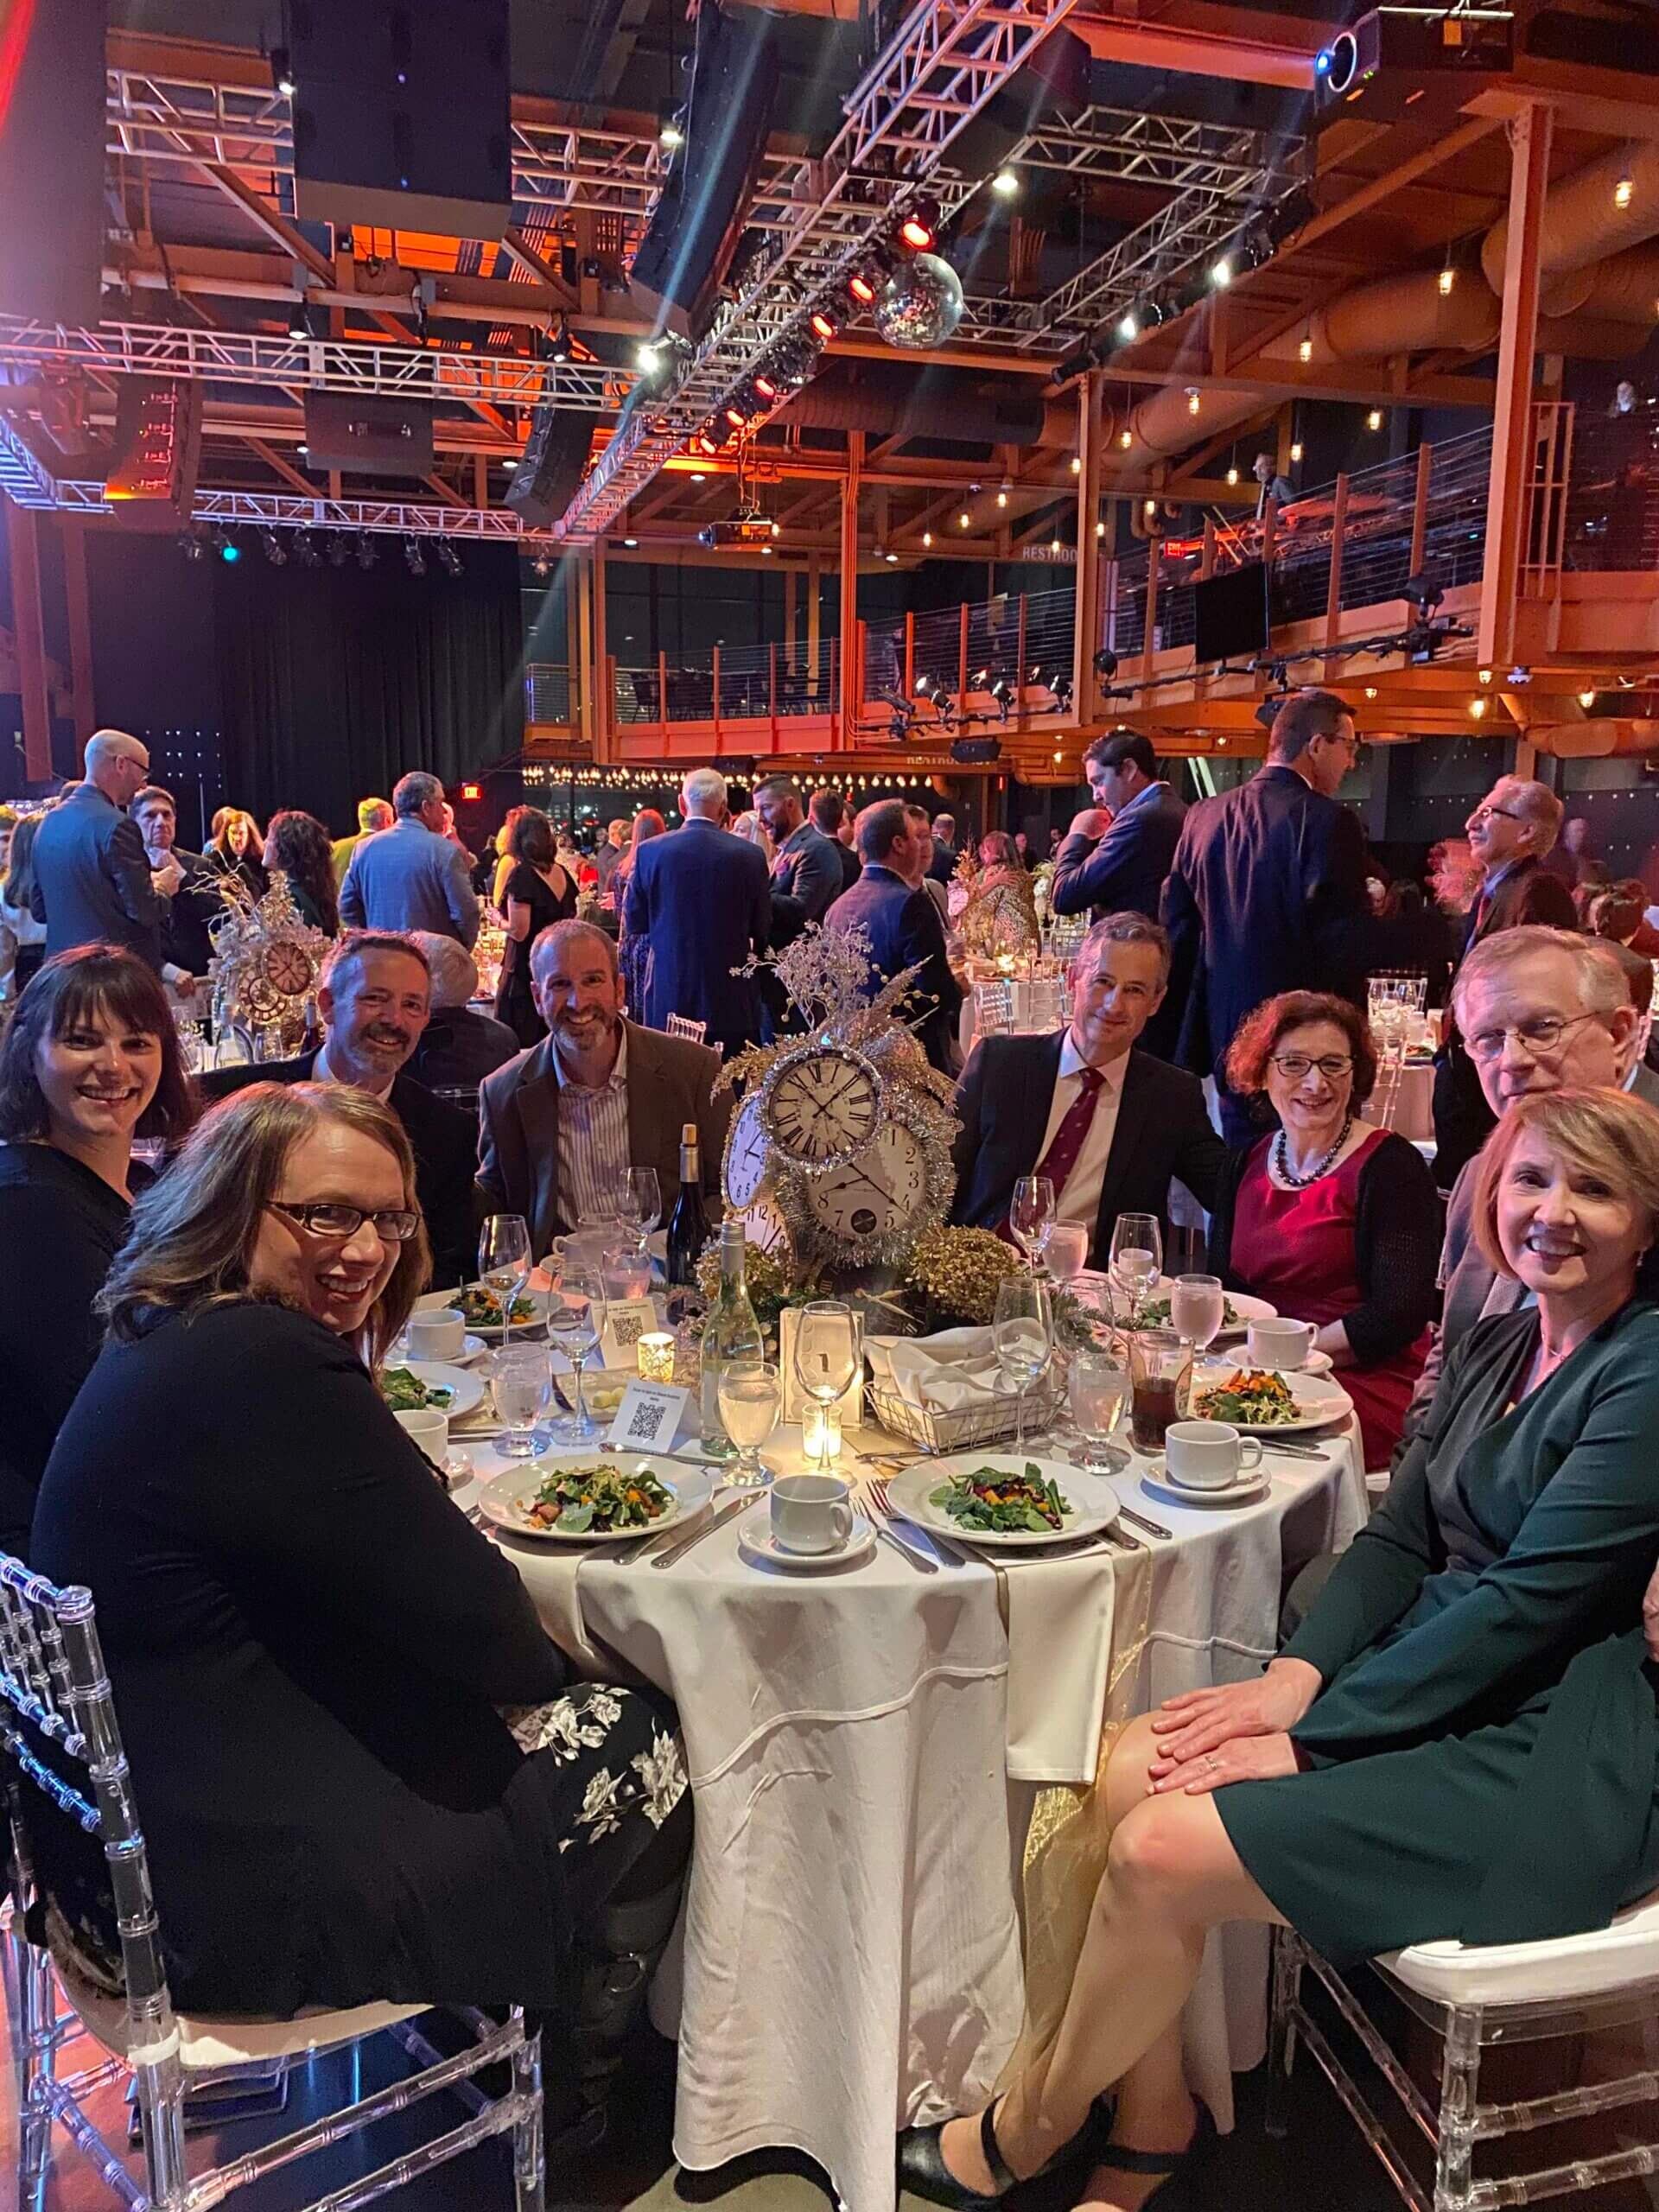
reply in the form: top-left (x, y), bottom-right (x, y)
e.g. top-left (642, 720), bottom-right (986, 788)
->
top-left (872, 254), bottom-right (965, 349)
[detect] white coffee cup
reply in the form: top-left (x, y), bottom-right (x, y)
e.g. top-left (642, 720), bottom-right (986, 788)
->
top-left (408, 1307), bottom-right (466, 1359)
top-left (394, 1404), bottom-right (450, 1461)
top-left (1246, 1317), bottom-right (1315, 1370)
top-left (1164, 1419), bottom-right (1263, 1491)
top-left (770, 1473), bottom-right (855, 1555)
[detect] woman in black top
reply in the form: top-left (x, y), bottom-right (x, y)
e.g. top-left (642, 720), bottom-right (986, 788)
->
top-left (0, 946), bottom-right (195, 1557)
top-left (495, 807), bottom-right (576, 1046)
top-left (264, 808), bottom-right (340, 936)
top-left (32, 1083), bottom-right (689, 2122)
top-left (207, 806), bottom-right (269, 899)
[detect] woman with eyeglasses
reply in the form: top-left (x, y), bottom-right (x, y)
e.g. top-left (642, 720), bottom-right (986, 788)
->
top-left (1206, 990), bottom-right (1440, 1468)
top-left (32, 1084), bottom-right (689, 2140)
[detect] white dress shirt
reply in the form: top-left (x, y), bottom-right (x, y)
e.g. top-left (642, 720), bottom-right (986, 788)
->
top-left (1038, 1035), bottom-right (1128, 1230)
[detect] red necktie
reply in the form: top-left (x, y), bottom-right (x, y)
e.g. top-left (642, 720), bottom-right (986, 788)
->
top-left (1034, 1065), bottom-right (1105, 1198)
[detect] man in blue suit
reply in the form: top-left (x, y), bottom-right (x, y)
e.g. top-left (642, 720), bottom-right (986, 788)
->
top-left (1051, 731), bottom-right (1185, 926)
top-left (30, 729), bottom-right (164, 971)
top-left (825, 799), bottom-right (962, 1072)
top-left (339, 772), bottom-right (479, 948)
top-left (623, 766), bottom-right (772, 1059)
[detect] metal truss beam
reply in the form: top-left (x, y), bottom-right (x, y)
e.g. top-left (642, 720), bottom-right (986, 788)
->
top-left (557, 0), bottom-right (1087, 541)
top-left (1013, 106), bottom-right (1291, 192)
top-left (41, 475), bottom-right (558, 543)
top-left (0, 415), bottom-right (60, 507)
top-left (0, 318), bottom-right (627, 411)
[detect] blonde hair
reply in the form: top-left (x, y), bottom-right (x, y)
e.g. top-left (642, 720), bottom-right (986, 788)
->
top-left (99, 1082), bottom-right (429, 1364)
top-left (1472, 1087), bottom-right (1659, 1280)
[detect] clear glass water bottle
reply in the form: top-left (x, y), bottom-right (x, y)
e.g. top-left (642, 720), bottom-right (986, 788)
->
top-left (699, 1220), bottom-right (763, 1459)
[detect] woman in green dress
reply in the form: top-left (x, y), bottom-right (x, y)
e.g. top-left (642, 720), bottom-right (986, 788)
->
top-left (903, 1084), bottom-right (1659, 2212)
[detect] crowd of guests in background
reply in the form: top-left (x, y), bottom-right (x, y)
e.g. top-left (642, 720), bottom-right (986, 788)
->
top-left (8, 694), bottom-right (1659, 2186)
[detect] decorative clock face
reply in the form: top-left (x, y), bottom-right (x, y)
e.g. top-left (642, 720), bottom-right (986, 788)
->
top-left (241, 973), bottom-right (283, 1021)
top-left (723, 1095), bottom-right (771, 1211)
top-left (261, 941), bottom-right (317, 997)
top-left (805, 1122), bottom-right (928, 1243)
top-left (764, 1046), bottom-right (880, 1166)
top-left (736, 1193), bottom-right (791, 1258)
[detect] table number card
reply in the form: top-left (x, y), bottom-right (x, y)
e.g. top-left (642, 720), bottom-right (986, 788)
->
top-left (605, 1380), bottom-right (690, 1454)
top-left (599, 1295), bottom-right (663, 1369)
top-left (778, 1305), bottom-right (865, 1427)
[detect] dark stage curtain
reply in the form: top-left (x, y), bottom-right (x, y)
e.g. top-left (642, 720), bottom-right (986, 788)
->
top-left (213, 542), bottom-right (524, 835)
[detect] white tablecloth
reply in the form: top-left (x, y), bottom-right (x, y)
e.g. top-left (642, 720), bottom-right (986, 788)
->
top-left (456, 1414), bottom-right (1366, 2212)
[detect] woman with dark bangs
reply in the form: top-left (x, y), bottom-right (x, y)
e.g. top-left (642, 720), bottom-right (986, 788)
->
top-left (0, 945), bottom-right (196, 1557)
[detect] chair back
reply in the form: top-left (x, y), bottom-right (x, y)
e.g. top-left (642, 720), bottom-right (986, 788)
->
top-left (0, 1555), bottom-right (177, 2061)
top-left (664, 1014), bottom-right (708, 1046)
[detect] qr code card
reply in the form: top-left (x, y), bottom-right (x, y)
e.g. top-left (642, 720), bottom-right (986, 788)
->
top-left (606, 1380), bottom-right (690, 1454)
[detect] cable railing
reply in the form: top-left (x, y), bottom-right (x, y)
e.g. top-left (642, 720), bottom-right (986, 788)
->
top-left (863, 587), bottom-right (1077, 707)
top-left (609, 634), bottom-right (842, 728)
top-left (524, 664), bottom-right (573, 725)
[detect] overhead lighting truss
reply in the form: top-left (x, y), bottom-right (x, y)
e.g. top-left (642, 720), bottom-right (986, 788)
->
top-left (556, 0), bottom-right (1089, 542)
top-left (1013, 107), bottom-right (1289, 194)
top-left (0, 317), bottom-right (627, 410)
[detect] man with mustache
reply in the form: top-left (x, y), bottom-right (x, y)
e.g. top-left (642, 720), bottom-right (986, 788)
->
top-left (200, 932), bottom-right (477, 1287)
top-left (478, 919), bottom-right (730, 1262)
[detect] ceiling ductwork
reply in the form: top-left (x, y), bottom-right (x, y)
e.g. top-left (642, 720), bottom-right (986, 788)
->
top-left (785, 367), bottom-right (1068, 449)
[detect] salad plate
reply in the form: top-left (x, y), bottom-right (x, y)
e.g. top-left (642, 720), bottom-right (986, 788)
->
top-left (885, 1455), bottom-right (1120, 1550)
top-left (1186, 1363), bottom-right (1352, 1435)
top-left (379, 1359), bottom-right (484, 1421)
top-left (477, 1453), bottom-right (710, 1544)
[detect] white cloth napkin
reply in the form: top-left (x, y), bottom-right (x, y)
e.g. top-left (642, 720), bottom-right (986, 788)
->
top-left (867, 1328), bottom-right (1007, 1412)
top-left (999, 1548), bottom-right (1116, 1785)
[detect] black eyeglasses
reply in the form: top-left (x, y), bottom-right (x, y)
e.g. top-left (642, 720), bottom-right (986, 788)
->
top-left (1270, 1053), bottom-right (1353, 1081)
top-left (267, 1201), bottom-right (421, 1242)
top-left (1468, 803), bottom-right (1524, 827)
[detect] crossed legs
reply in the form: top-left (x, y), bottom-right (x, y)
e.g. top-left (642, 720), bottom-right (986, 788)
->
top-left (935, 1713), bottom-right (1287, 2207)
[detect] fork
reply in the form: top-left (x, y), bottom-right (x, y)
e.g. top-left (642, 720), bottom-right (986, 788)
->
top-left (866, 1477), bottom-right (968, 1567)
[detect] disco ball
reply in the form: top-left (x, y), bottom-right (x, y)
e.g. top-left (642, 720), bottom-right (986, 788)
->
top-left (873, 253), bottom-right (964, 349)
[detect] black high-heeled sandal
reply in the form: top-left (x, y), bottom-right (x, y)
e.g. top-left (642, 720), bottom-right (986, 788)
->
top-left (1084, 2101), bottom-right (1215, 2205)
top-left (897, 2100), bottom-right (1019, 2210)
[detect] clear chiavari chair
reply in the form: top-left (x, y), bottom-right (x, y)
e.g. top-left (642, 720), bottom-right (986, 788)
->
top-left (0, 1554), bottom-right (544, 2212)
top-left (664, 1014), bottom-right (709, 1047)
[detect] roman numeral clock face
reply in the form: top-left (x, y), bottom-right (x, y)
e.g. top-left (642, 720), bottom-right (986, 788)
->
top-left (762, 1047), bottom-right (880, 1168)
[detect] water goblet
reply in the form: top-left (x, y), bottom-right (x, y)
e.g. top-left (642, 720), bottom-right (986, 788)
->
top-left (478, 1213), bottom-right (532, 1351)
top-left (545, 1268), bottom-right (606, 1441)
top-left (490, 1346), bottom-right (553, 1459)
top-left (1169, 1273), bottom-right (1226, 1355)
top-left (1067, 1343), bottom-right (1130, 1472)
top-left (716, 1358), bottom-right (780, 1491)
top-left (1109, 1212), bottom-right (1163, 1325)
top-left (1038, 1221), bottom-right (1089, 1283)
top-left (993, 1274), bottom-right (1054, 1453)
top-left (1009, 1176), bottom-right (1056, 1268)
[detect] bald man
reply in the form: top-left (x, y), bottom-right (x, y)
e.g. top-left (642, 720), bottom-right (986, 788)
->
top-left (30, 729), bottom-right (165, 970)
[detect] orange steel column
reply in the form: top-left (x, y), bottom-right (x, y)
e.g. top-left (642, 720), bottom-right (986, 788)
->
top-left (1479, 100), bottom-right (1552, 671)
top-left (60, 517), bottom-right (96, 748)
top-left (591, 538), bottom-right (611, 760)
top-left (5, 502), bottom-right (53, 781)
top-left (837, 433), bottom-right (862, 746)
top-left (1073, 370), bottom-right (1104, 722)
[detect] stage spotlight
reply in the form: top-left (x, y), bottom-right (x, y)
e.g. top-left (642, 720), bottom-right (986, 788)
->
top-left (288, 296), bottom-right (310, 339)
top-left (548, 316), bottom-right (571, 362)
top-left (404, 537), bottom-right (426, 575)
top-left (436, 541), bottom-right (462, 575)
top-left (258, 528), bottom-right (287, 565)
top-left (270, 44), bottom-right (296, 96)
top-left (810, 305), bottom-right (841, 340)
top-left (897, 195), bottom-right (939, 251)
top-left (179, 530), bottom-right (207, 563)
top-left (753, 370), bottom-right (779, 401)
top-left (723, 403), bottom-right (747, 430)
top-left (660, 117), bottom-right (684, 150)
top-left (990, 168), bottom-right (1020, 199)
top-left (635, 339), bottom-right (666, 375)
top-left (356, 535), bottom-right (378, 569)
top-left (219, 537), bottom-right (241, 563)
top-left (1210, 257), bottom-right (1232, 288)
top-left (1051, 674), bottom-right (1074, 710)
top-left (1402, 571), bottom-right (1444, 613)
top-left (849, 270), bottom-right (878, 306)
top-left (327, 534), bottom-right (350, 567)
top-left (1116, 312), bottom-right (1137, 343)
top-left (1093, 649), bottom-right (1119, 680)
top-left (292, 530), bottom-right (321, 567)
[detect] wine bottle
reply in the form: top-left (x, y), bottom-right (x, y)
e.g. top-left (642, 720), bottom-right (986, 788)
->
top-left (699, 1219), bottom-right (763, 1457)
top-left (665, 1122), bottom-right (708, 1289)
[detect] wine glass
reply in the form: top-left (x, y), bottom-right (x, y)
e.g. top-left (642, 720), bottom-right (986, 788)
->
top-left (1169, 1273), bottom-right (1225, 1358)
top-left (715, 1357), bottom-right (781, 1491)
top-left (1067, 1341), bottom-right (1130, 1473)
top-left (615, 1167), bottom-right (663, 1238)
top-left (1009, 1177), bottom-right (1056, 1268)
top-left (599, 1230), bottom-right (653, 1306)
top-left (793, 1300), bottom-right (861, 1432)
top-left (478, 1213), bottom-right (532, 1351)
top-left (545, 1267), bottom-right (606, 1441)
top-left (1109, 1213), bottom-right (1163, 1326)
top-left (1037, 1221), bottom-right (1089, 1283)
top-left (490, 1345), bottom-right (554, 1459)
top-left (993, 1274), bottom-right (1054, 1453)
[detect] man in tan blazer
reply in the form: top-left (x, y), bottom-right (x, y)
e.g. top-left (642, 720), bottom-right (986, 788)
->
top-left (477, 918), bottom-right (730, 1261)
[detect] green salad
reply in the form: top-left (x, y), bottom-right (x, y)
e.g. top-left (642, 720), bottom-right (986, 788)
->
top-left (1133, 1294), bottom-right (1242, 1331)
top-left (458, 1284), bottom-right (539, 1330)
top-left (929, 1463), bottom-right (1072, 1535)
top-left (381, 1366), bottom-right (454, 1412)
top-left (527, 1462), bottom-right (675, 1535)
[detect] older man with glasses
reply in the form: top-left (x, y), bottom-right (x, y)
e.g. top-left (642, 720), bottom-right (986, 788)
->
top-left (1432, 776), bottom-right (1578, 1186)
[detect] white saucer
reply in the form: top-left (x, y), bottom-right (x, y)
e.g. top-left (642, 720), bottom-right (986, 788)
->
top-left (1141, 1467), bottom-right (1271, 1511)
top-left (738, 1514), bottom-right (879, 1572)
top-left (397, 1332), bottom-right (488, 1366)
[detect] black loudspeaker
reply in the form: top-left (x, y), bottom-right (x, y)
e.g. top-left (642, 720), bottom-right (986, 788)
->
top-left (505, 410), bottom-right (596, 530)
top-left (629, 0), bottom-right (780, 340)
top-left (289, 0), bottom-right (512, 238)
top-left (303, 391), bottom-right (435, 477)
top-left (0, 0), bottom-right (106, 327)
top-left (104, 379), bottom-right (205, 526)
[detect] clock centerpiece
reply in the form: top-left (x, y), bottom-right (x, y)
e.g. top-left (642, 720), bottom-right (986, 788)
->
top-left (208, 869), bottom-right (332, 1058)
top-left (717, 923), bottom-right (957, 1285)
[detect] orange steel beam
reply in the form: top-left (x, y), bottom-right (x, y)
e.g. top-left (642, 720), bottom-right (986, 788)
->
top-left (60, 518), bottom-right (96, 749)
top-left (1074, 371), bottom-right (1105, 722)
top-left (838, 434), bottom-right (863, 743)
top-left (5, 503), bottom-right (54, 781)
top-left (245, 436), bottom-right (317, 497)
top-left (1069, 14), bottom-right (1317, 87)
top-left (1479, 101), bottom-right (1552, 671)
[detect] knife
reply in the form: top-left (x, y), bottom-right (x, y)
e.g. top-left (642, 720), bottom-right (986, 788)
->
top-left (650, 1496), bottom-right (751, 1569)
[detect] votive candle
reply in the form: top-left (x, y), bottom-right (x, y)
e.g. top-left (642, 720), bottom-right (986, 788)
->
top-left (638, 1332), bottom-right (677, 1384)
top-left (803, 1402), bottom-right (842, 1466)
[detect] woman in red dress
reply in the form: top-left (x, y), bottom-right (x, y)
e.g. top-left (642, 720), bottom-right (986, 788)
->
top-left (1208, 991), bottom-right (1440, 1468)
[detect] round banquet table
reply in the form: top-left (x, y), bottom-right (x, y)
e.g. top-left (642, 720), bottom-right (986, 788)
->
top-left (454, 1410), bottom-right (1368, 2212)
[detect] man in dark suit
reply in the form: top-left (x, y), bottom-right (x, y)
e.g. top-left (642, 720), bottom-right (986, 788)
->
top-left (623, 767), bottom-right (771, 1060)
top-left (1431, 775), bottom-right (1580, 1187)
top-left (478, 919), bottom-right (732, 1262)
top-left (1052, 732), bottom-right (1185, 925)
top-left (825, 799), bottom-right (963, 1073)
top-left (30, 729), bottom-right (164, 970)
top-left (927, 813), bottom-right (959, 887)
top-left (131, 783), bottom-right (222, 991)
top-left (200, 931), bottom-right (478, 1287)
top-left (755, 777), bottom-right (842, 925)
top-left (1161, 688), bottom-right (1372, 1141)
top-left (952, 911), bottom-right (1226, 1263)
top-left (811, 788), bottom-right (862, 894)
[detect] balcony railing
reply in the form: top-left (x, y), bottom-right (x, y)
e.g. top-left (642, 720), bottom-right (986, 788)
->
top-left (524, 664), bottom-right (574, 726)
top-left (609, 634), bottom-right (842, 733)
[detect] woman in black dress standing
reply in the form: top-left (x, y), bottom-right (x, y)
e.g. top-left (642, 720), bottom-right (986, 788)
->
top-left (264, 809), bottom-right (340, 937)
top-left (495, 807), bottom-right (575, 1046)
top-left (32, 1081), bottom-right (689, 2141)
top-left (0, 946), bottom-right (195, 1557)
